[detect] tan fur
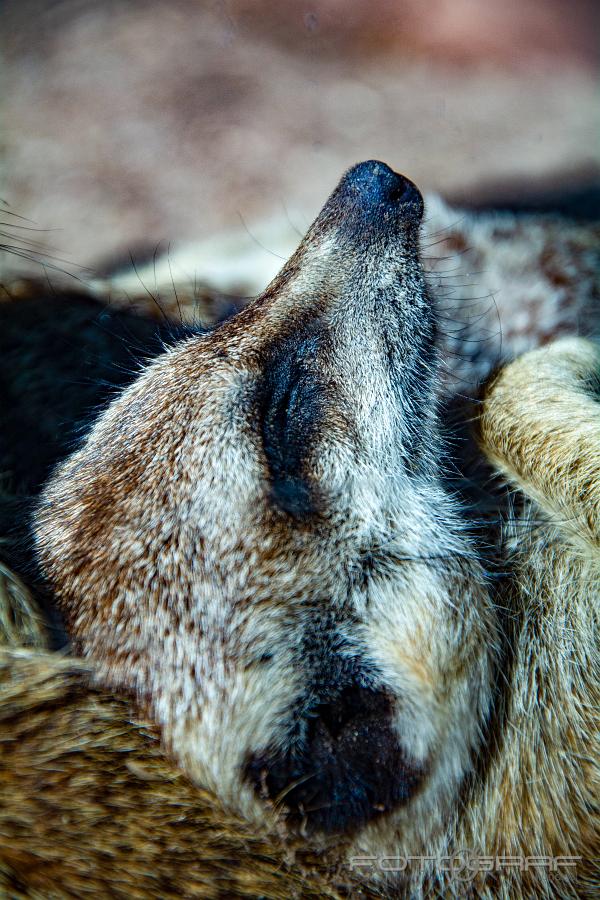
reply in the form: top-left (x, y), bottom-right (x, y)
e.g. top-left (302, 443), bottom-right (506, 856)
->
top-left (0, 162), bottom-right (598, 896)
top-left (452, 337), bottom-right (600, 898)
top-left (1, 336), bottom-right (598, 897)
top-left (33, 168), bottom-right (498, 853)
top-left (0, 561), bottom-right (49, 650)
top-left (0, 647), bottom-right (350, 899)
top-left (480, 338), bottom-right (600, 552)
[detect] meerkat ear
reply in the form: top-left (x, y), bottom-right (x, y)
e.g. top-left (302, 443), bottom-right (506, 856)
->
top-left (478, 337), bottom-right (600, 553)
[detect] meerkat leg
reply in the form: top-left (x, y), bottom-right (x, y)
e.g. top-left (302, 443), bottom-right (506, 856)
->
top-left (479, 337), bottom-right (600, 553)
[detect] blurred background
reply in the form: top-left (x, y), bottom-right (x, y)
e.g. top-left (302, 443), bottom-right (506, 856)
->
top-left (1, 0), bottom-right (599, 279)
top-left (0, 0), bottom-right (598, 592)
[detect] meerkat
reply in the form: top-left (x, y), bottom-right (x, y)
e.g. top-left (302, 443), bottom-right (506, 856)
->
top-left (1, 334), bottom-right (598, 899)
top-left (1, 161), bottom-right (598, 896)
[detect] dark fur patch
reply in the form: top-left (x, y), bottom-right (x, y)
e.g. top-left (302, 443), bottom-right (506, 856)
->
top-left (245, 682), bottom-right (425, 835)
top-left (257, 325), bottom-right (332, 520)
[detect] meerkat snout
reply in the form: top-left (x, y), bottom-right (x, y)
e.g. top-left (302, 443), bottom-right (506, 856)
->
top-left (309, 159), bottom-right (424, 248)
top-left (327, 159), bottom-right (424, 221)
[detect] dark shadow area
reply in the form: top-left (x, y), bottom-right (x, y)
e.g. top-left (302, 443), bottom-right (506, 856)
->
top-left (0, 285), bottom-right (181, 643)
top-left (0, 286), bottom-right (173, 495)
top-left (452, 172), bottom-right (600, 222)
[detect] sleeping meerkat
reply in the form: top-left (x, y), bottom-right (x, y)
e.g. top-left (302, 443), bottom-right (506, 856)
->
top-left (21, 161), bottom-right (599, 895)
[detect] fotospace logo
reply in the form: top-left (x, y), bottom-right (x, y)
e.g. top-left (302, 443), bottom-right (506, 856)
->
top-left (349, 851), bottom-right (581, 883)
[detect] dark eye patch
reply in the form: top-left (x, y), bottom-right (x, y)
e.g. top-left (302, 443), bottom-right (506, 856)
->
top-left (257, 327), bottom-right (331, 521)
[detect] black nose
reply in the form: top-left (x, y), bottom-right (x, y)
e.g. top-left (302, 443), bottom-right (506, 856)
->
top-left (245, 685), bottom-right (425, 835)
top-left (335, 160), bottom-right (423, 222)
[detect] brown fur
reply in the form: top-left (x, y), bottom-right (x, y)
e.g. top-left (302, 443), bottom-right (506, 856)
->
top-left (1, 336), bottom-right (598, 897)
top-left (33, 167), bottom-right (498, 855)
top-left (0, 648), bottom-right (352, 899)
top-left (454, 339), bottom-right (600, 897)
top-left (0, 162), bottom-right (598, 896)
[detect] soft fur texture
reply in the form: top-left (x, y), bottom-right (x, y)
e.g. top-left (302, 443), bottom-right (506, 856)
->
top-left (454, 338), bottom-right (600, 898)
top-left (1, 336), bottom-right (598, 897)
top-left (0, 162), bottom-right (598, 896)
top-left (33, 165), bottom-right (499, 849)
top-left (0, 648), bottom-right (349, 899)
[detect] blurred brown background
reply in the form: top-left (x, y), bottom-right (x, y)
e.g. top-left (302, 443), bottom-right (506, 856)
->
top-left (2, 0), bottom-right (599, 278)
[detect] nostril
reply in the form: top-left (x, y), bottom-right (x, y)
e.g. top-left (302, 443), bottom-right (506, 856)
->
top-left (388, 173), bottom-right (420, 207)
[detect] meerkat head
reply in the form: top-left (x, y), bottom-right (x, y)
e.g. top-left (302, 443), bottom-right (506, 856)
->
top-left (34, 161), bottom-right (496, 855)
